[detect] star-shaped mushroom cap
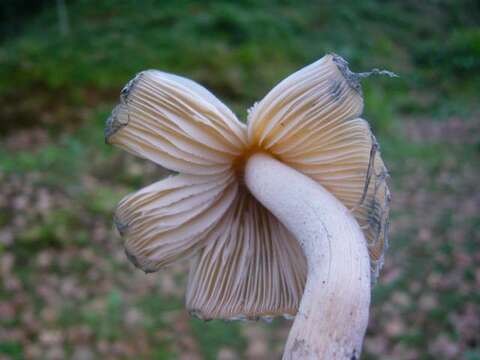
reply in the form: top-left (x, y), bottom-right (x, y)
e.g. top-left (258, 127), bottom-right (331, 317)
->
top-left (105, 54), bottom-right (390, 321)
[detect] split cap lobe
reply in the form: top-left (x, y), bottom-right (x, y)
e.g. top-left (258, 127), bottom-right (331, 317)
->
top-left (105, 53), bottom-right (391, 320)
top-left (106, 69), bottom-right (306, 320)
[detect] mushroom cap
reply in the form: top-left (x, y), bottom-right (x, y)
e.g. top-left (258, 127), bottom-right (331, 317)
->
top-left (105, 54), bottom-right (390, 320)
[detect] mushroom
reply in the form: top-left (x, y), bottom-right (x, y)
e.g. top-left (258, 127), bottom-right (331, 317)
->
top-left (105, 54), bottom-right (392, 359)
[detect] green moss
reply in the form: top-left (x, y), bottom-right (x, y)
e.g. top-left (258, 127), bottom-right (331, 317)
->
top-left (15, 208), bottom-right (87, 258)
top-left (190, 318), bottom-right (247, 360)
top-left (0, 341), bottom-right (23, 360)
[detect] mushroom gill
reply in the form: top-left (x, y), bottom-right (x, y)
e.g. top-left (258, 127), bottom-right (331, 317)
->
top-left (105, 53), bottom-right (390, 321)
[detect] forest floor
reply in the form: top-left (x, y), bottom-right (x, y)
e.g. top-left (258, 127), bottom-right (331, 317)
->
top-left (1, 1), bottom-right (479, 359)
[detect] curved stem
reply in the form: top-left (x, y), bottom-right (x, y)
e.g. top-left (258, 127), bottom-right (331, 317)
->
top-left (245, 153), bottom-right (371, 360)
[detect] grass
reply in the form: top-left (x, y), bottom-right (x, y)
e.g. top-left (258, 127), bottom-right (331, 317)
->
top-left (1, 0), bottom-right (479, 133)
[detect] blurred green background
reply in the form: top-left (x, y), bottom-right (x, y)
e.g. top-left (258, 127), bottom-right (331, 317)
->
top-left (0, 1), bottom-right (479, 359)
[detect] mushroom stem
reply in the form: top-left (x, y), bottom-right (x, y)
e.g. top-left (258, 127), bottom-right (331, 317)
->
top-left (245, 153), bottom-right (371, 360)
